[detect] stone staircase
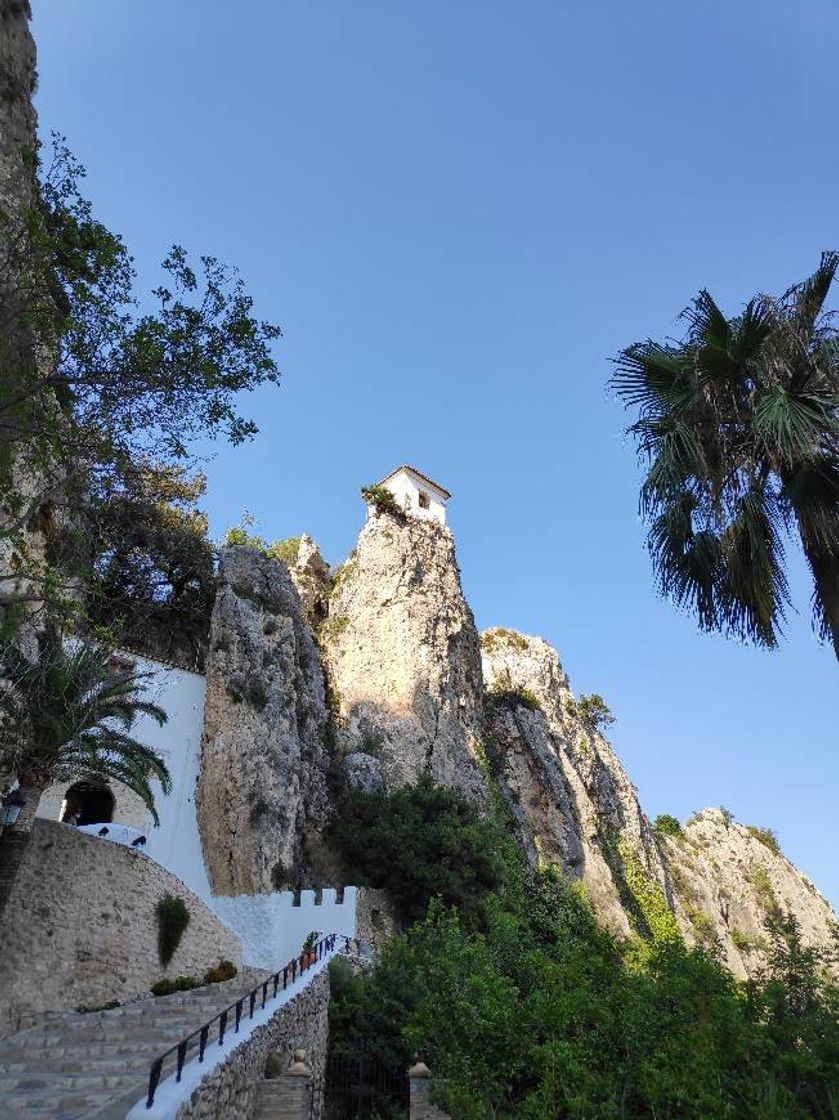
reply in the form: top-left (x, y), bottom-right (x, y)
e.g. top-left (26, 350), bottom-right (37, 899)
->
top-left (0, 969), bottom-right (266, 1120)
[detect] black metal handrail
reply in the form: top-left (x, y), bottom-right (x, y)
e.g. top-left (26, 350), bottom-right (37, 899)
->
top-left (145, 932), bottom-right (347, 1108)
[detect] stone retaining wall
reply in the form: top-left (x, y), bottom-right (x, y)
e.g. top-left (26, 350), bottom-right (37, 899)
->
top-left (0, 819), bottom-right (241, 1038)
top-left (174, 969), bottom-right (330, 1120)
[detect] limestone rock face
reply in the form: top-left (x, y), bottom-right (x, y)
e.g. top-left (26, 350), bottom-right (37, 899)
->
top-left (196, 546), bottom-right (330, 895)
top-left (480, 629), bottom-right (838, 973)
top-left (194, 521), bottom-right (837, 975)
top-left (320, 513), bottom-right (487, 803)
top-left (287, 533), bottom-right (331, 627)
top-left (660, 809), bottom-right (838, 977)
top-left (340, 752), bottom-right (384, 794)
top-left (482, 630), bottom-right (666, 936)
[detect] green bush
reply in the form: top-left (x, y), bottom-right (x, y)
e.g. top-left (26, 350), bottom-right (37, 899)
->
top-left (156, 894), bottom-right (190, 967)
top-left (654, 813), bottom-right (683, 838)
top-left (731, 928), bottom-right (767, 955)
top-left (488, 686), bottom-right (542, 712)
top-left (151, 975), bottom-right (201, 996)
top-left (746, 863), bottom-right (780, 915)
top-left (326, 775), bottom-right (506, 928)
top-left (746, 825), bottom-right (782, 857)
top-left (360, 484), bottom-right (405, 520)
top-left (687, 905), bottom-right (718, 950)
top-left (203, 959), bottom-right (238, 985)
top-left (328, 784), bottom-right (839, 1120)
top-left (223, 521), bottom-right (301, 565)
top-left (577, 692), bottom-right (616, 731)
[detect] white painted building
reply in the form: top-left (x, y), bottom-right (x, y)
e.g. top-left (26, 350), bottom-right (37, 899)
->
top-left (368, 464), bottom-right (451, 526)
top-left (36, 651), bottom-right (213, 901)
top-left (34, 648), bottom-right (361, 965)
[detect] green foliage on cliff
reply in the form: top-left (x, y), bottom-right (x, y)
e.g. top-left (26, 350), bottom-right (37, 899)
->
top-left (746, 824), bottom-right (782, 856)
top-left (327, 775), bottom-right (506, 928)
top-left (329, 780), bottom-right (839, 1118)
top-left (361, 484), bottom-right (405, 520)
top-left (487, 685), bottom-right (543, 712)
top-left (653, 813), bottom-right (683, 838)
top-left (223, 516), bottom-right (301, 565)
top-left (480, 628), bottom-right (529, 653)
top-left (577, 692), bottom-right (616, 731)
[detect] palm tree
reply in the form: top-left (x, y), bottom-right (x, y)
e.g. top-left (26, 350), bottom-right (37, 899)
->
top-left (611, 251), bottom-right (839, 660)
top-left (0, 632), bottom-right (170, 913)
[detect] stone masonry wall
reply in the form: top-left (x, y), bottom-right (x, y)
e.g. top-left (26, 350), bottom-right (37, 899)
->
top-left (0, 819), bottom-right (241, 1038)
top-left (174, 969), bottom-right (330, 1120)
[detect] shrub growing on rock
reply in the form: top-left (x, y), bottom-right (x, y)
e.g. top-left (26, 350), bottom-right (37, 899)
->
top-left (654, 814), bottom-right (683, 838)
top-left (577, 692), bottom-right (616, 731)
top-left (360, 484), bottom-right (405, 521)
top-left (746, 825), bottom-right (782, 857)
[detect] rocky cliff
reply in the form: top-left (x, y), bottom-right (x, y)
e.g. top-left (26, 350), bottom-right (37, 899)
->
top-left (196, 545), bottom-right (331, 894)
top-left (201, 509), bottom-right (837, 977)
top-left (480, 629), bottom-right (837, 975)
top-left (318, 512), bottom-right (487, 804)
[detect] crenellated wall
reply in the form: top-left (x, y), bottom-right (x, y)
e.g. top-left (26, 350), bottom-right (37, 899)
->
top-left (211, 888), bottom-right (358, 972)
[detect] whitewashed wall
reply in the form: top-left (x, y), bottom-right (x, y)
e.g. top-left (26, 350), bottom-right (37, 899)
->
top-left (34, 650), bottom-right (361, 952)
top-left (36, 651), bottom-right (213, 901)
top-left (211, 888), bottom-right (358, 971)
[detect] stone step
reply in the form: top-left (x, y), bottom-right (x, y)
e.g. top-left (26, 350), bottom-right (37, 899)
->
top-left (0, 1071), bottom-right (137, 1091)
top-left (0, 964), bottom-right (319, 1118)
top-left (0, 1094), bottom-right (94, 1119)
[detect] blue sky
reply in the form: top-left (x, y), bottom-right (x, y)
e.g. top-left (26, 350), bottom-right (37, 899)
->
top-left (33, 1), bottom-right (838, 905)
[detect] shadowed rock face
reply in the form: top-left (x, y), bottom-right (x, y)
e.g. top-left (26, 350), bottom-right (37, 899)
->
top-left (481, 629), bottom-right (838, 975)
top-left (196, 546), bottom-right (330, 895)
top-left (660, 809), bottom-right (839, 976)
top-left (319, 512), bottom-right (488, 804)
top-left (482, 630), bottom-right (665, 938)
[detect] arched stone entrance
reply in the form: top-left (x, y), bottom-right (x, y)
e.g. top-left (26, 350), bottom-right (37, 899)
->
top-left (61, 781), bottom-right (115, 826)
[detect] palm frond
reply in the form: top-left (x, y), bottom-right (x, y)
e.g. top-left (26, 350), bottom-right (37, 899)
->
top-left (787, 250), bottom-right (839, 334)
top-left (610, 342), bottom-right (693, 414)
top-left (640, 423), bottom-right (706, 512)
top-left (648, 495), bottom-right (723, 632)
top-left (2, 635), bottom-right (171, 819)
top-left (752, 387), bottom-right (839, 468)
top-left (719, 485), bottom-right (789, 647)
top-left (682, 289), bottom-right (732, 351)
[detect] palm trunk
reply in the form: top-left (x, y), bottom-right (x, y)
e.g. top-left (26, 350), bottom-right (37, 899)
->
top-left (0, 778), bottom-right (46, 917)
top-left (802, 545), bottom-right (839, 663)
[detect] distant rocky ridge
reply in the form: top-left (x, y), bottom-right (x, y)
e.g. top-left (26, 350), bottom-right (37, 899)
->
top-left (199, 512), bottom-right (837, 978)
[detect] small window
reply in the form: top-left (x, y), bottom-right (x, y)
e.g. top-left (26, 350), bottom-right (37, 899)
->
top-left (418, 491), bottom-right (430, 510)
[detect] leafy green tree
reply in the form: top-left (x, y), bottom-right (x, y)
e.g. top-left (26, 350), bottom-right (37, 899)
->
top-left (327, 781), bottom-right (839, 1117)
top-left (577, 692), bottom-right (615, 731)
top-left (327, 775), bottom-right (506, 928)
top-left (78, 463), bottom-right (216, 669)
top-left (0, 631), bottom-right (169, 914)
top-left (0, 138), bottom-right (281, 618)
top-left (653, 813), bottom-right (683, 838)
top-left (612, 252), bottom-right (839, 660)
